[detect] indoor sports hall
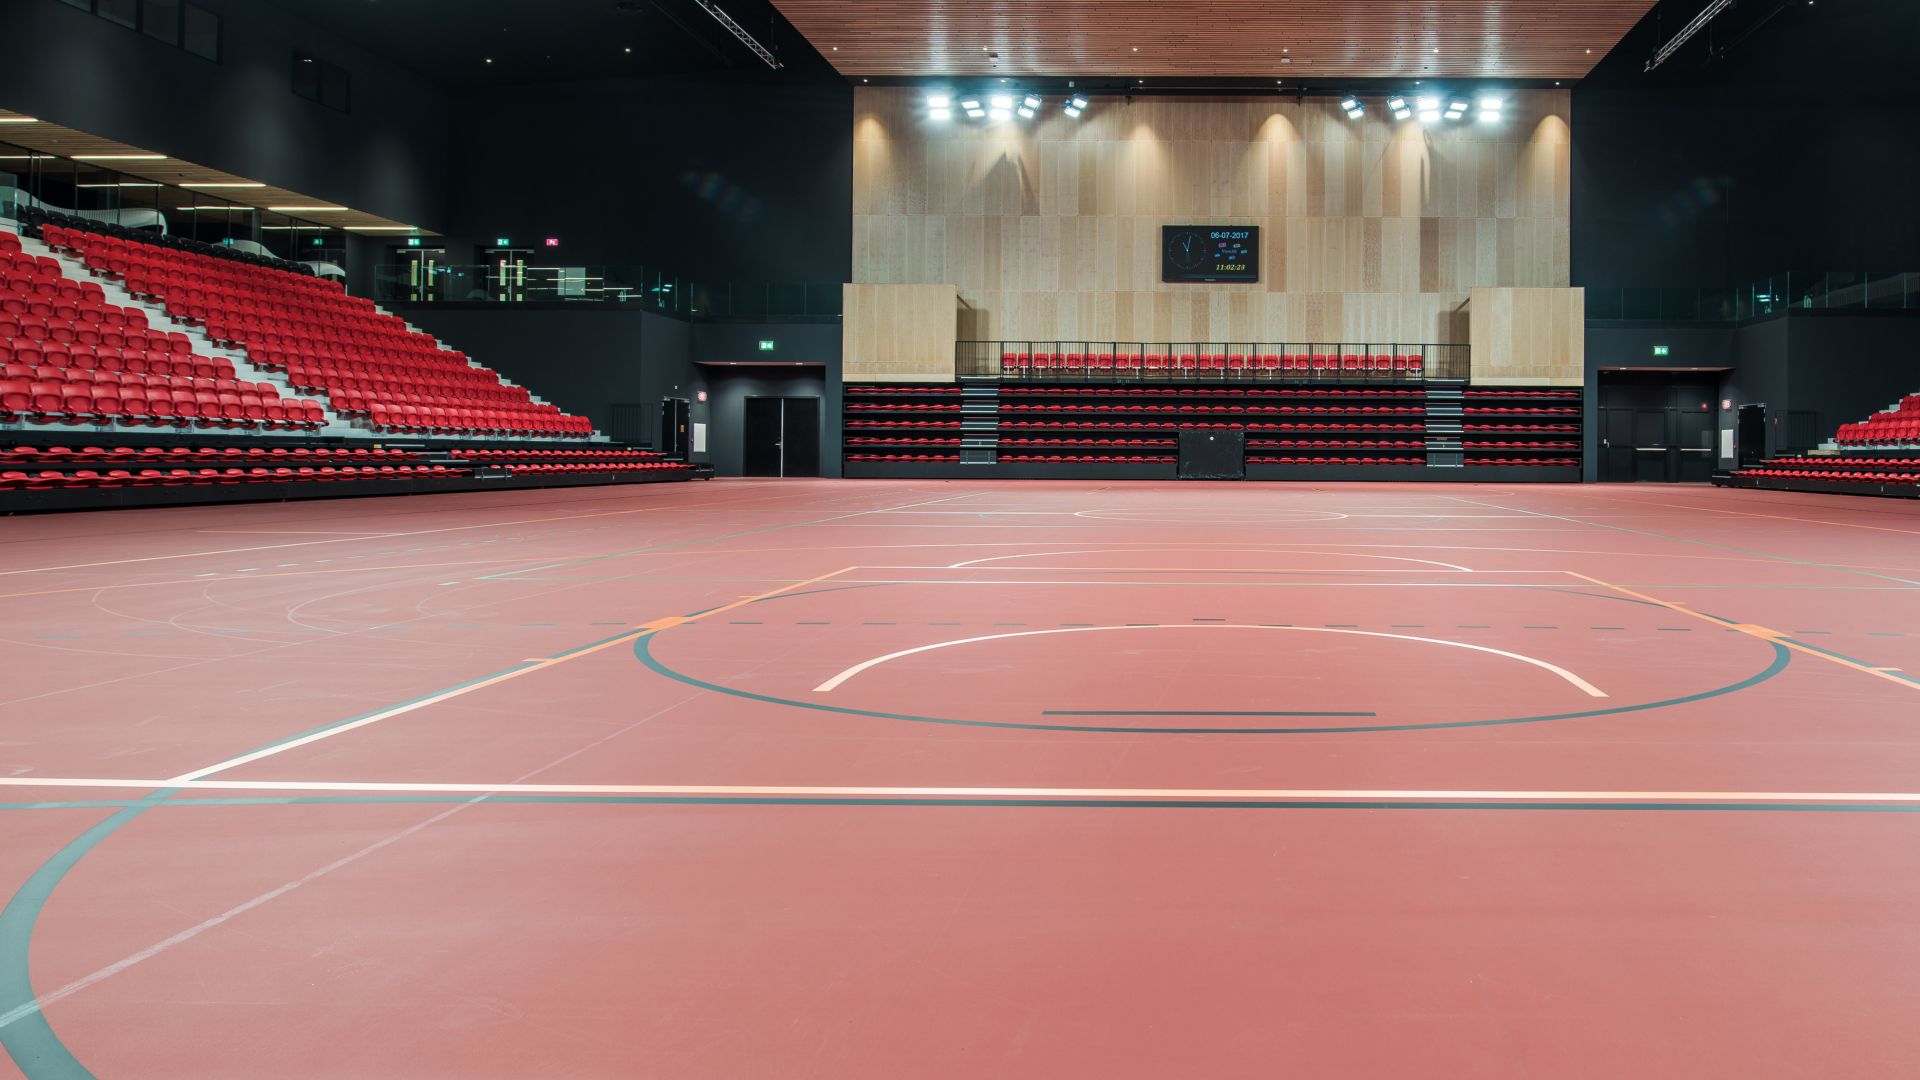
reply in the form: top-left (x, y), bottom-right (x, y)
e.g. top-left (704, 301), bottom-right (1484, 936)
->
top-left (3, 1), bottom-right (1918, 1077)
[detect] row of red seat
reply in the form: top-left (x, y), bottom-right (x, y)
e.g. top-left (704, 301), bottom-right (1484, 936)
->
top-left (1462, 407), bottom-right (1579, 416)
top-left (1249, 440), bottom-right (1425, 449)
top-left (3, 444), bottom-right (415, 465)
top-left (843, 386), bottom-right (963, 396)
top-left (1002, 352), bottom-right (1426, 376)
top-left (2, 464), bottom-right (466, 490)
top-left (1, 377), bottom-right (325, 428)
top-left (999, 421), bottom-right (1425, 432)
top-left (999, 453), bottom-right (1177, 463)
top-left (1738, 465), bottom-right (1918, 485)
top-left (1463, 441), bottom-right (1579, 449)
top-left (1464, 458), bottom-right (1580, 467)
top-left (845, 454), bottom-right (961, 463)
top-left (1000, 437), bottom-right (1173, 448)
top-left (505, 461), bottom-right (691, 475)
top-left (846, 438), bottom-right (968, 446)
top-left (1463, 389), bottom-right (1581, 400)
top-left (844, 420), bottom-right (963, 429)
top-left (999, 405), bottom-right (1425, 416)
top-left (1249, 457), bottom-right (1424, 466)
top-left (1465, 423), bottom-right (1580, 433)
top-left (451, 448), bottom-right (671, 461)
top-left (364, 402), bottom-right (591, 437)
top-left (998, 386), bottom-right (1425, 399)
top-left (1837, 418), bottom-right (1920, 446)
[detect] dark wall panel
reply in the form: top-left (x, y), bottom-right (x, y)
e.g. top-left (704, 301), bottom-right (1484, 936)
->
top-left (391, 306), bottom-right (701, 439)
top-left (1, 0), bottom-right (450, 230)
top-left (443, 74), bottom-right (853, 287)
top-left (1573, 0), bottom-right (1920, 289)
top-left (702, 368), bottom-right (829, 478)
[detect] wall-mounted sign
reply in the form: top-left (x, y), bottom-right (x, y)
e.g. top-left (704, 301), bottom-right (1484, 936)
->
top-left (757, 340), bottom-right (776, 351)
top-left (494, 237), bottom-right (511, 247)
top-left (1652, 345), bottom-right (1671, 357)
top-left (405, 237), bottom-right (421, 247)
top-left (544, 237), bottom-right (560, 248)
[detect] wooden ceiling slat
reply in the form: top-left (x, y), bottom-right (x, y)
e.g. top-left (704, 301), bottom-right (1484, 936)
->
top-left (772, 1), bottom-right (1657, 79)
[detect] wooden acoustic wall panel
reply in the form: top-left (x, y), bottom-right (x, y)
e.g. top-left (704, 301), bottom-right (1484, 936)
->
top-left (854, 88), bottom-right (1570, 346)
top-left (779, 1), bottom-right (1655, 80)
top-left (843, 283), bottom-right (959, 382)
top-left (1467, 287), bottom-right (1585, 385)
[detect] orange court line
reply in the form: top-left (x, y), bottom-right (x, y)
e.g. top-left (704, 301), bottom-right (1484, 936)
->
top-left (1566, 571), bottom-right (1920, 692)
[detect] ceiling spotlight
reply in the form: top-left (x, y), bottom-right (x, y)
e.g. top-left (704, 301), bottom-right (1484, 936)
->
top-left (1064, 106), bottom-right (1083, 118)
top-left (959, 97), bottom-right (980, 110)
top-left (1478, 95), bottom-right (1503, 111)
top-left (1418, 108), bottom-right (1441, 124)
top-left (988, 107), bottom-right (1011, 121)
top-left (1393, 106), bottom-right (1412, 120)
top-left (1016, 105), bottom-right (1035, 118)
top-left (1068, 95), bottom-right (1088, 111)
top-left (1416, 95), bottom-right (1439, 111)
top-left (928, 94), bottom-right (951, 109)
top-left (1023, 95), bottom-right (1042, 109)
top-left (989, 94), bottom-right (1013, 109)
top-left (930, 108), bottom-right (952, 121)
top-left (1478, 110), bottom-right (1501, 123)
top-left (1341, 96), bottom-right (1360, 111)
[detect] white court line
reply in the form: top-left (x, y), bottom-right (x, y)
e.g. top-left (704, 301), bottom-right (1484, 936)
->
top-left (808, 623), bottom-right (1609, 697)
top-left (3, 777), bottom-right (1918, 803)
top-left (945, 547), bottom-right (1475, 571)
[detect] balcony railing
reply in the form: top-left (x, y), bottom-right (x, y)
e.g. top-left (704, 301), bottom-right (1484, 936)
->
top-left (957, 341), bottom-right (1469, 381)
top-left (371, 264), bottom-right (842, 320)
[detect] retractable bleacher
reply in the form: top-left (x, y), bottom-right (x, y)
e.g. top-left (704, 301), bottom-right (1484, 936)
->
top-left (844, 375), bottom-right (1582, 481)
top-left (1722, 390), bottom-right (1920, 498)
top-left (3, 223), bottom-right (692, 511)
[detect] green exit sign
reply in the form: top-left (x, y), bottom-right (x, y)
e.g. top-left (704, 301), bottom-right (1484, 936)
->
top-left (406, 237), bottom-right (421, 247)
top-left (1652, 345), bottom-right (1671, 357)
top-left (494, 237), bottom-right (511, 248)
top-left (757, 339), bottom-right (776, 352)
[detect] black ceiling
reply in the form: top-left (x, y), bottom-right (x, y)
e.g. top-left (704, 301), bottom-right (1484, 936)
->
top-left (257, 0), bottom-right (840, 87)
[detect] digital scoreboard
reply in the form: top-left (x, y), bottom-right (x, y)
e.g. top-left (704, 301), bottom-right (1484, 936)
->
top-left (1160, 225), bottom-right (1259, 283)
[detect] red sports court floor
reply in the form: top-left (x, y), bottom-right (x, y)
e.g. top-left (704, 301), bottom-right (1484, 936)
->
top-left (2, 480), bottom-right (1919, 1078)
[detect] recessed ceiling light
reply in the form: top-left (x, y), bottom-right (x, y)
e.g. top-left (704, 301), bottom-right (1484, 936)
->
top-left (485, 57), bottom-right (493, 64)
top-left (71, 154), bottom-right (168, 161)
top-left (268, 205), bottom-right (347, 212)
top-left (343, 226), bottom-right (423, 232)
top-left (0, 117), bottom-right (38, 124)
top-left (625, 47), bottom-right (632, 53)
top-left (180, 182), bottom-right (266, 188)
top-left (78, 182), bottom-right (163, 188)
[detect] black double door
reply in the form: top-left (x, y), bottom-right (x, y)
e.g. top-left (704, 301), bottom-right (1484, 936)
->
top-left (743, 397), bottom-right (821, 477)
top-left (1597, 372), bottom-right (1719, 483)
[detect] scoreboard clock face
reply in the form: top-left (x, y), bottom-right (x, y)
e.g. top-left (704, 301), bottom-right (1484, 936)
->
top-left (1161, 225), bottom-right (1259, 283)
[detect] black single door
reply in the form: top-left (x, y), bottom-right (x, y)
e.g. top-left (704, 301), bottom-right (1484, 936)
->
top-left (1737, 405), bottom-right (1768, 467)
top-left (743, 397), bottom-right (783, 476)
top-left (781, 397), bottom-right (821, 477)
top-left (1601, 408), bottom-right (1636, 481)
top-left (1632, 409), bottom-right (1669, 482)
top-left (1178, 429), bottom-right (1245, 479)
top-left (1675, 408), bottom-right (1715, 482)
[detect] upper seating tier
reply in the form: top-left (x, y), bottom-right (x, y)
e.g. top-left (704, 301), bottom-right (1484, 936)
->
top-left (37, 224), bottom-right (592, 439)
